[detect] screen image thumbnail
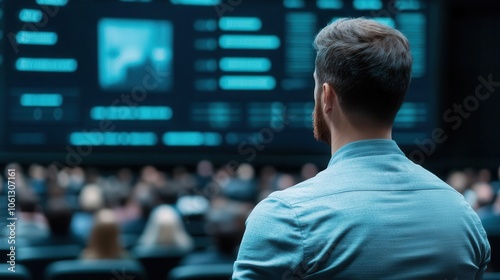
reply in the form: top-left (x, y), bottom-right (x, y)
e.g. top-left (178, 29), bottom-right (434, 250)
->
top-left (98, 18), bottom-right (173, 91)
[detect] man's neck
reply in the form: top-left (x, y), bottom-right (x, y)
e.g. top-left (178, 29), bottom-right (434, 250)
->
top-left (330, 125), bottom-right (392, 156)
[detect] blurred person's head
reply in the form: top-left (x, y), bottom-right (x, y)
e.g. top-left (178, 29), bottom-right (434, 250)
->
top-left (472, 182), bottom-right (494, 208)
top-left (237, 163), bottom-right (255, 181)
top-left (69, 167), bottom-right (86, 188)
top-left (212, 168), bottom-right (233, 189)
top-left (28, 164), bottom-right (48, 195)
top-left (300, 163), bottom-right (319, 181)
top-left (139, 205), bottom-right (193, 250)
top-left (276, 174), bottom-right (296, 190)
top-left (154, 182), bottom-right (181, 205)
top-left (44, 198), bottom-right (74, 236)
top-left (19, 191), bottom-right (39, 214)
top-left (196, 160), bottom-right (214, 177)
top-left (28, 164), bottom-right (47, 181)
top-left (206, 200), bottom-right (252, 255)
top-left (136, 189), bottom-right (156, 219)
top-left (140, 165), bottom-right (160, 185)
top-left (173, 166), bottom-right (197, 190)
top-left (313, 18), bottom-right (412, 150)
top-left (447, 171), bottom-right (468, 193)
top-left (85, 167), bottom-right (101, 184)
top-left (463, 168), bottom-right (477, 187)
top-left (258, 165), bottom-right (277, 189)
top-left (478, 169), bottom-right (491, 183)
top-left (82, 209), bottom-right (125, 259)
top-left (117, 168), bottom-right (134, 185)
top-left (56, 167), bottom-right (71, 189)
top-left (79, 184), bottom-right (104, 213)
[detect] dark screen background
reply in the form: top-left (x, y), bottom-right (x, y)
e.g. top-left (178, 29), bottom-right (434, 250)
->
top-left (0, 0), bottom-right (498, 172)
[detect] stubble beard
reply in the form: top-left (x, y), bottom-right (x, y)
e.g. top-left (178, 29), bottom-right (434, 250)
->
top-left (313, 102), bottom-right (331, 146)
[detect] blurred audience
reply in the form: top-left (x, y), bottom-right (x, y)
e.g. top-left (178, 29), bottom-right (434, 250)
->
top-left (29, 198), bottom-right (80, 247)
top-left (196, 159), bottom-right (214, 192)
top-left (180, 199), bottom-right (251, 266)
top-left (223, 163), bottom-right (257, 202)
top-left (71, 183), bottom-right (105, 242)
top-left (138, 204), bottom-right (193, 251)
top-left (81, 209), bottom-right (127, 259)
top-left (300, 162), bottom-right (319, 181)
top-left (3, 161), bottom-right (500, 272)
top-left (17, 191), bottom-right (49, 241)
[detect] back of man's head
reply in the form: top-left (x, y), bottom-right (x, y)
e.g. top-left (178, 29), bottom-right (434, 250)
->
top-left (19, 191), bottom-right (39, 213)
top-left (314, 18), bottom-right (413, 127)
top-left (44, 198), bottom-right (74, 236)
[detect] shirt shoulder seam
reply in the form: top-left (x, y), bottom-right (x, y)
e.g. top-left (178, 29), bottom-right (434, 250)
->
top-left (268, 196), bottom-right (308, 275)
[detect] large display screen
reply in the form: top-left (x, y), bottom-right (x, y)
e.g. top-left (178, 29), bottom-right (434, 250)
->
top-left (0, 0), bottom-right (438, 165)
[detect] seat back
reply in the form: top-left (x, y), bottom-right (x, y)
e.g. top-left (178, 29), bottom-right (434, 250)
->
top-left (44, 259), bottom-right (146, 280)
top-left (484, 273), bottom-right (500, 280)
top-left (17, 245), bottom-right (81, 280)
top-left (167, 264), bottom-right (233, 280)
top-left (132, 246), bottom-right (189, 279)
top-left (0, 264), bottom-right (31, 280)
top-left (486, 228), bottom-right (500, 272)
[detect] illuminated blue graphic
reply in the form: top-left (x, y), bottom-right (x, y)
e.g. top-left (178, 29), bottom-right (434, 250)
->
top-left (163, 132), bottom-right (222, 146)
top-left (194, 38), bottom-right (218, 51)
top-left (98, 18), bottom-right (172, 90)
top-left (288, 102), bottom-right (315, 128)
top-left (353, 0), bottom-right (383, 10)
top-left (16, 58), bottom-right (77, 72)
top-left (396, 0), bottom-right (422, 10)
top-left (20, 93), bottom-right (62, 107)
top-left (219, 17), bottom-right (262, 31)
top-left (248, 102), bottom-right (285, 129)
top-left (397, 13), bottom-right (426, 77)
top-left (373, 17), bottom-right (396, 28)
top-left (16, 31), bottom-right (58, 45)
top-left (195, 59), bottom-right (217, 72)
top-left (317, 0), bottom-right (343, 9)
top-left (219, 57), bottom-right (271, 72)
top-left (170, 0), bottom-right (220, 5)
top-left (195, 79), bottom-right (218, 91)
top-left (219, 35), bottom-right (281, 50)
top-left (219, 76), bottom-right (276, 90)
top-left (192, 102), bottom-right (241, 129)
top-left (394, 102), bottom-right (427, 128)
top-left (283, 0), bottom-right (305, 8)
top-left (194, 19), bottom-right (217, 32)
top-left (90, 106), bottom-right (173, 120)
top-left (19, 9), bottom-right (43, 23)
top-left (285, 13), bottom-right (316, 78)
top-left (36, 0), bottom-right (68, 6)
top-left (70, 132), bottom-right (158, 146)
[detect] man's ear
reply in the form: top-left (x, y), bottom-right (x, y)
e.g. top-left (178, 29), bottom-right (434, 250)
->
top-left (322, 83), bottom-right (334, 114)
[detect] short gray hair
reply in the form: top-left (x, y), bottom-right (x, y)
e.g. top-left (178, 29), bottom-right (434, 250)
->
top-left (314, 18), bottom-right (413, 125)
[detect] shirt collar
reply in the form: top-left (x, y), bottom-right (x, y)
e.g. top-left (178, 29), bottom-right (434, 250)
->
top-left (327, 139), bottom-right (404, 167)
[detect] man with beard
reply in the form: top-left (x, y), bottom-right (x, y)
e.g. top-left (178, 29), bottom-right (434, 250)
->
top-left (232, 18), bottom-right (490, 279)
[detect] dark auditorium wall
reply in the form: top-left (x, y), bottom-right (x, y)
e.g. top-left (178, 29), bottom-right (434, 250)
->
top-left (428, 0), bottom-right (500, 170)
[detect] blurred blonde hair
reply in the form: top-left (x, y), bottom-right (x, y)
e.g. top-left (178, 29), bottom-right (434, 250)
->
top-left (82, 209), bottom-right (125, 259)
top-left (139, 205), bottom-right (193, 250)
top-left (79, 184), bottom-right (104, 212)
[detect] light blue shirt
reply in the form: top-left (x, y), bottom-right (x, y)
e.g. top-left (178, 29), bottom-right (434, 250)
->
top-left (233, 140), bottom-right (490, 279)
